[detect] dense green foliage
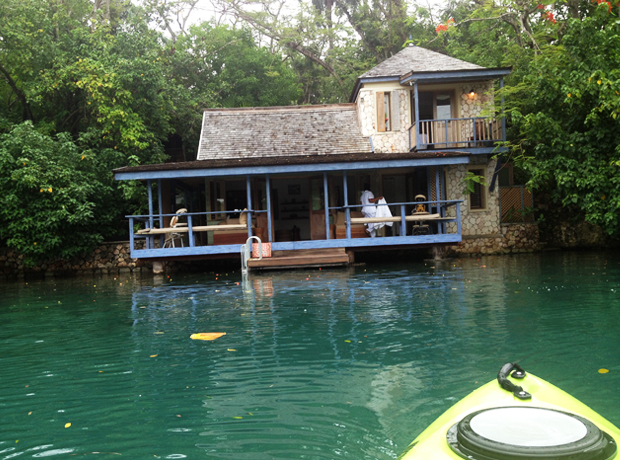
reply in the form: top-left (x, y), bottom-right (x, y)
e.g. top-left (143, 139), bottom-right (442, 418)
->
top-left (0, 0), bottom-right (302, 260)
top-left (1, 0), bottom-right (620, 261)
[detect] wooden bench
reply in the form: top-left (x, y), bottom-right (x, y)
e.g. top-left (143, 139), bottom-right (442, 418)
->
top-left (136, 224), bottom-right (248, 235)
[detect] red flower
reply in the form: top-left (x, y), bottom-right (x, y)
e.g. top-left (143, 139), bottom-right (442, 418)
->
top-left (435, 24), bottom-right (449, 33)
top-left (537, 4), bottom-right (545, 8)
top-left (542, 10), bottom-right (556, 23)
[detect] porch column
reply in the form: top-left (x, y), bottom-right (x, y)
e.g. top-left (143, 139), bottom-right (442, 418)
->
top-left (435, 167), bottom-right (442, 234)
top-left (426, 168), bottom-right (432, 214)
top-left (343, 170), bottom-right (351, 239)
top-left (147, 179), bottom-right (153, 249)
top-left (246, 175), bottom-right (252, 238)
top-left (323, 172), bottom-right (330, 239)
top-left (500, 77), bottom-right (506, 142)
top-left (157, 179), bottom-right (164, 247)
top-left (414, 81), bottom-right (420, 150)
top-left (266, 174), bottom-right (272, 243)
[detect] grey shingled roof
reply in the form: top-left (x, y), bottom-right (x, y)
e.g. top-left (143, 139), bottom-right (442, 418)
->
top-left (361, 45), bottom-right (483, 79)
top-left (197, 104), bottom-right (372, 160)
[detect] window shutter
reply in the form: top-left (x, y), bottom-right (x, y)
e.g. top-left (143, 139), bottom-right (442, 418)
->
top-left (391, 91), bottom-right (400, 131)
top-left (376, 92), bottom-right (385, 132)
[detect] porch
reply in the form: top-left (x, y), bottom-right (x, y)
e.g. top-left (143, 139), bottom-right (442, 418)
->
top-left (116, 154), bottom-right (468, 261)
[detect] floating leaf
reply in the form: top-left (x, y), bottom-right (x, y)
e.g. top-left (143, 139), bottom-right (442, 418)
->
top-left (150, 354), bottom-right (158, 358)
top-left (227, 348), bottom-right (237, 352)
top-left (599, 368), bottom-right (610, 374)
top-left (65, 423), bottom-right (71, 428)
top-left (190, 332), bottom-right (226, 341)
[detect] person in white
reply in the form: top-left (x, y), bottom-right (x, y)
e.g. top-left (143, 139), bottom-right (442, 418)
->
top-left (360, 184), bottom-right (393, 237)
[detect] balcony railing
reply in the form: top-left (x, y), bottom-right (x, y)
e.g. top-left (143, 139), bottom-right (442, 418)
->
top-left (409, 117), bottom-right (503, 151)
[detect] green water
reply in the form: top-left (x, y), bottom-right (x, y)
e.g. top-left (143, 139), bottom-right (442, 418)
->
top-left (1, 252), bottom-right (619, 459)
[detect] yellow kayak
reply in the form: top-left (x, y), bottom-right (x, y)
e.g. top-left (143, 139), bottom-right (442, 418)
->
top-left (399, 363), bottom-right (619, 460)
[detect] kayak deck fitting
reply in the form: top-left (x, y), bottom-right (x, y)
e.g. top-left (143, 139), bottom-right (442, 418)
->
top-left (399, 363), bottom-right (619, 460)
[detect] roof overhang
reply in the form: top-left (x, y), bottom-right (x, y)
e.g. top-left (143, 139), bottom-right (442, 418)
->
top-left (349, 68), bottom-right (512, 102)
top-left (399, 67), bottom-right (512, 85)
top-left (114, 152), bottom-right (471, 181)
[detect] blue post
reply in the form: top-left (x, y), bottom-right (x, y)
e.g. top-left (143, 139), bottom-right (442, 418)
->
top-left (435, 168), bottom-right (442, 234)
top-left (343, 170), bottom-right (351, 239)
top-left (456, 201), bottom-right (462, 236)
top-left (323, 172), bottom-right (330, 239)
top-left (473, 118), bottom-right (477, 145)
top-left (147, 179), bottom-right (153, 249)
top-left (400, 205), bottom-right (406, 236)
top-left (414, 81), bottom-right (420, 149)
top-left (157, 179), bottom-right (164, 247)
top-left (188, 214), bottom-right (194, 247)
top-left (427, 168), bottom-right (432, 214)
top-left (129, 217), bottom-right (135, 253)
top-left (246, 175), bottom-right (252, 238)
top-left (500, 77), bottom-right (506, 142)
top-left (266, 175), bottom-right (272, 242)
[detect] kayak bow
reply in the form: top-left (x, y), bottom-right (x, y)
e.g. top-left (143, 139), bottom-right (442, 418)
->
top-left (399, 363), bottom-right (619, 460)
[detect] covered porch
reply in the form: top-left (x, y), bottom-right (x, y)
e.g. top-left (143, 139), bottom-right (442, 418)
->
top-left (114, 152), bottom-right (467, 260)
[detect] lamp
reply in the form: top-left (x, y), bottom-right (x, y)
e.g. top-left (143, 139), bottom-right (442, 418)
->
top-left (468, 89), bottom-right (476, 99)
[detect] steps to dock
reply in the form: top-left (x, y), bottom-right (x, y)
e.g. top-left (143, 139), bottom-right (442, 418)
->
top-left (247, 248), bottom-right (350, 270)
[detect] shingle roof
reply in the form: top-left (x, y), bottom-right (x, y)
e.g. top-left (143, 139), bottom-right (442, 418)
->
top-left (360, 44), bottom-right (483, 79)
top-left (197, 104), bottom-right (372, 161)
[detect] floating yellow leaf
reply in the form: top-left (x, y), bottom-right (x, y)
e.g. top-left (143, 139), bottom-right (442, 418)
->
top-left (233, 416), bottom-right (243, 419)
top-left (190, 332), bottom-right (226, 341)
top-left (150, 354), bottom-right (158, 358)
top-left (599, 368), bottom-right (609, 374)
top-left (344, 340), bottom-right (351, 343)
top-left (227, 348), bottom-right (237, 352)
top-left (65, 423), bottom-right (71, 428)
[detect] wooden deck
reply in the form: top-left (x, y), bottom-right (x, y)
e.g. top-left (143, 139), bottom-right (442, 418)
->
top-left (247, 248), bottom-right (350, 270)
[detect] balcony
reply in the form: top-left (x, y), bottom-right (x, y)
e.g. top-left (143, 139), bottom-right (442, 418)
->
top-left (409, 117), bottom-right (504, 152)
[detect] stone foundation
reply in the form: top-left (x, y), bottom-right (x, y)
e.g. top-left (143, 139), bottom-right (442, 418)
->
top-left (0, 242), bottom-right (151, 280)
top-left (447, 223), bottom-right (540, 255)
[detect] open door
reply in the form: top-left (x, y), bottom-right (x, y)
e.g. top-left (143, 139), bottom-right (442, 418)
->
top-left (310, 177), bottom-right (326, 240)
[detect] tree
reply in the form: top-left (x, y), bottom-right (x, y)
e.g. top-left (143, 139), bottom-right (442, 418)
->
top-left (0, 123), bottom-right (108, 262)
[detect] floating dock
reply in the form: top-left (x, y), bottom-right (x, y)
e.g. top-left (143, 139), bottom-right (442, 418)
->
top-left (247, 248), bottom-right (350, 271)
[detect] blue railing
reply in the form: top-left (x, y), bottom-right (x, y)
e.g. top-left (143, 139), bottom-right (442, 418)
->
top-left (408, 116), bottom-right (502, 151)
top-left (126, 199), bottom-right (463, 257)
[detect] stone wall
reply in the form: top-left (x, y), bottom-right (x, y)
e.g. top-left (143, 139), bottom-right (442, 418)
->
top-left (447, 223), bottom-right (540, 255)
top-left (458, 82), bottom-right (495, 140)
top-left (358, 88), bottom-right (410, 153)
top-left (445, 156), bottom-right (501, 236)
top-left (0, 241), bottom-right (152, 280)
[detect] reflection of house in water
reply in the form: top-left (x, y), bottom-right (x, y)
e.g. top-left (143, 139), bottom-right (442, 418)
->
top-left (113, 45), bottom-right (532, 270)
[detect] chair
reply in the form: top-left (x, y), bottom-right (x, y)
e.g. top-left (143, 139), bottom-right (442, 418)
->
top-left (163, 208), bottom-right (187, 248)
top-left (411, 196), bottom-right (430, 235)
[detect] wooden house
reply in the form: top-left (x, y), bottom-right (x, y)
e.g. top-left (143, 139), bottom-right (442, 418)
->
top-left (114, 44), bottom-right (516, 268)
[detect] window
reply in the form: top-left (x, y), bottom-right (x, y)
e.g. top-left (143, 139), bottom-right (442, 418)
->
top-left (377, 92), bottom-right (391, 132)
top-left (468, 168), bottom-right (486, 210)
